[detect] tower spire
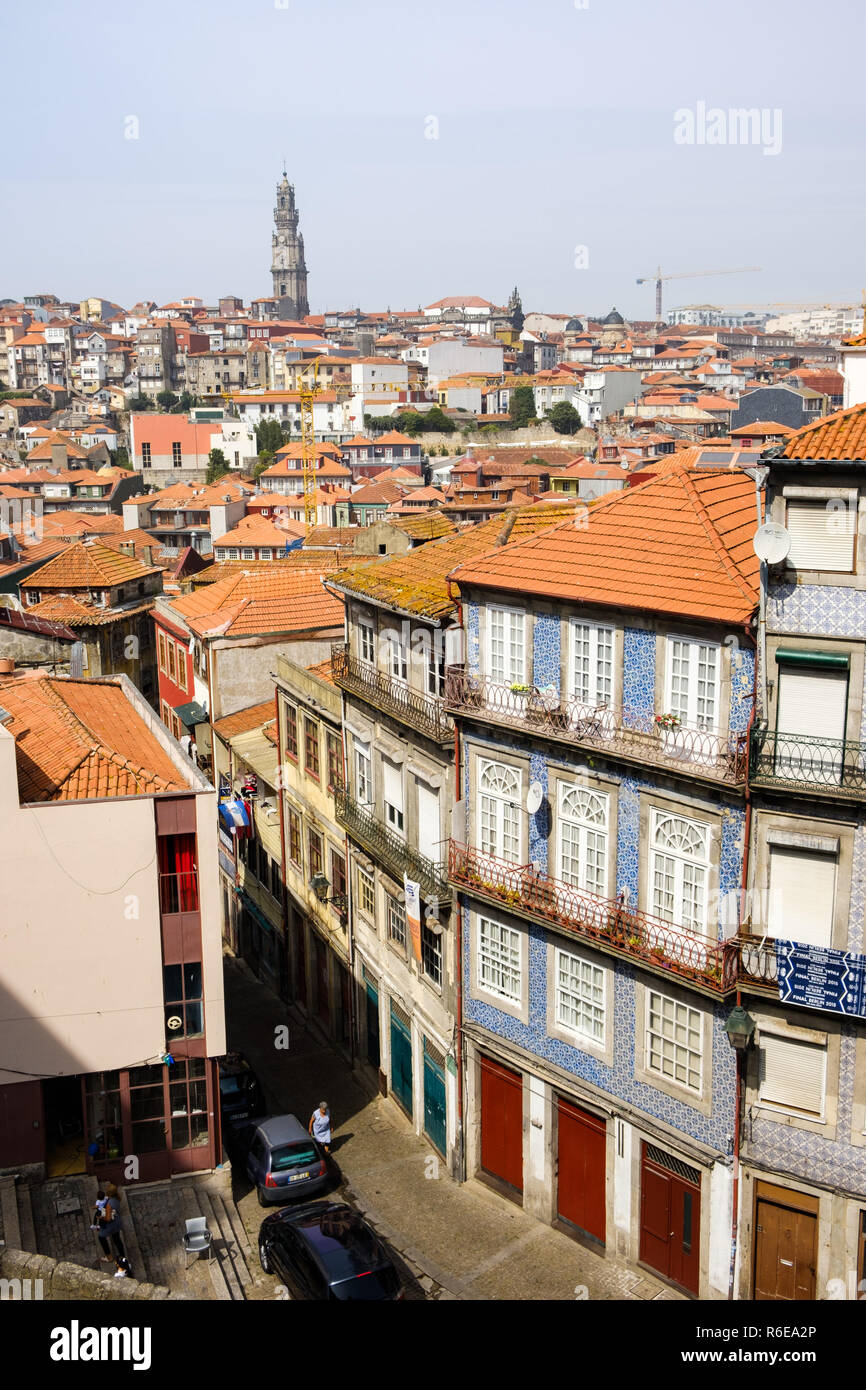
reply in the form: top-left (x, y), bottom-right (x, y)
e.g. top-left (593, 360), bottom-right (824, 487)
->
top-left (271, 168), bottom-right (309, 319)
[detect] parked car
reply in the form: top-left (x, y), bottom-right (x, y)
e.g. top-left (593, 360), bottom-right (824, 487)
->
top-left (245, 1115), bottom-right (329, 1206)
top-left (258, 1201), bottom-right (403, 1300)
top-left (217, 1053), bottom-right (264, 1127)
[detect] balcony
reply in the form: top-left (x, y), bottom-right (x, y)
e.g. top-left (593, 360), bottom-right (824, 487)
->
top-left (448, 840), bottom-right (737, 999)
top-left (730, 934), bottom-right (778, 993)
top-left (335, 783), bottom-right (450, 904)
top-left (445, 670), bottom-right (748, 786)
top-left (332, 644), bottom-right (453, 745)
top-left (750, 727), bottom-right (866, 800)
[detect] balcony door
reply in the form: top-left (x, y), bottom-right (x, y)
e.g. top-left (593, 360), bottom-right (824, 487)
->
top-left (478, 760), bottom-right (521, 864)
top-left (775, 664), bottom-right (848, 786)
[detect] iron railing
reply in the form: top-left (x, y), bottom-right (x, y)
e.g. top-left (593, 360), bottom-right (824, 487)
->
top-left (335, 783), bottom-right (450, 904)
top-left (444, 670), bottom-right (748, 784)
top-left (158, 870), bottom-right (199, 915)
top-left (750, 727), bottom-right (866, 797)
top-left (730, 934), bottom-right (778, 990)
top-left (332, 644), bottom-right (453, 744)
top-left (448, 840), bottom-right (737, 997)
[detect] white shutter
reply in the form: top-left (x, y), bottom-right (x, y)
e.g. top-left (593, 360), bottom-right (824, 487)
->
top-left (416, 779), bottom-right (440, 844)
top-left (382, 759), bottom-right (403, 813)
top-left (777, 668), bottom-right (847, 739)
top-left (787, 501), bottom-right (855, 572)
top-left (759, 1033), bottom-right (826, 1116)
top-left (768, 846), bottom-right (836, 947)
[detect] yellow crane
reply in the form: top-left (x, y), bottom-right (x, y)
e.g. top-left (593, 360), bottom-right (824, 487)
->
top-left (636, 266), bottom-right (762, 322)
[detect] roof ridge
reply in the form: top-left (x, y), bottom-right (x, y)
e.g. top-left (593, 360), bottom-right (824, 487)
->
top-left (676, 469), bottom-right (758, 606)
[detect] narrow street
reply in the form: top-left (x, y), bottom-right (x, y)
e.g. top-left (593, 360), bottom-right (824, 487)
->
top-left (224, 955), bottom-right (680, 1302)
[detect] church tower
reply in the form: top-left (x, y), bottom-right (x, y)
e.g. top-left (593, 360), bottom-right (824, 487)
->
top-left (271, 171), bottom-right (309, 320)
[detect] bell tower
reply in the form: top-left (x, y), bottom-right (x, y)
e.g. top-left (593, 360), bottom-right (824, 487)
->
top-left (271, 170), bottom-right (309, 320)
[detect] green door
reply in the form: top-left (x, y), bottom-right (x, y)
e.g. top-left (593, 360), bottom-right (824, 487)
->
top-left (423, 1042), bottom-right (446, 1157)
top-left (390, 1005), bottom-right (413, 1117)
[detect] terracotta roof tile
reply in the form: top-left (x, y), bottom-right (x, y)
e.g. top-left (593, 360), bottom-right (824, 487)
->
top-left (211, 700), bottom-right (277, 740)
top-left (168, 567), bottom-right (344, 637)
top-left (21, 538), bottom-right (161, 590)
top-left (781, 402), bottom-right (866, 460)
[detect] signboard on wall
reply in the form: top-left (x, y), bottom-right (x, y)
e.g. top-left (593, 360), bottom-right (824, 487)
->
top-left (776, 939), bottom-right (866, 1018)
top-left (404, 876), bottom-right (422, 964)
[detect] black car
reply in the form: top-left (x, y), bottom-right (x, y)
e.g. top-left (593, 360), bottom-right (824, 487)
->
top-left (258, 1201), bottom-right (403, 1300)
top-left (217, 1052), bottom-right (264, 1126)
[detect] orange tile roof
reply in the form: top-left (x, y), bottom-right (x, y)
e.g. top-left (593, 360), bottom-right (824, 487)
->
top-left (211, 700), bottom-right (277, 740)
top-left (0, 674), bottom-right (187, 802)
top-left (212, 515), bottom-right (306, 547)
top-left (21, 538), bottom-right (161, 590)
top-left (306, 656), bottom-right (336, 685)
top-left (168, 567), bottom-right (344, 637)
top-left (26, 595), bottom-right (155, 627)
top-left (448, 470), bottom-right (760, 624)
top-left (781, 402), bottom-right (866, 460)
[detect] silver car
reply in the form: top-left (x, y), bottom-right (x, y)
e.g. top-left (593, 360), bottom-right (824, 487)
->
top-left (245, 1114), bottom-right (329, 1207)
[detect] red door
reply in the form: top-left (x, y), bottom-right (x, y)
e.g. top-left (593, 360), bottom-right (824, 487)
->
top-left (480, 1056), bottom-right (523, 1193)
top-left (639, 1143), bottom-right (701, 1295)
top-left (556, 1098), bottom-right (606, 1244)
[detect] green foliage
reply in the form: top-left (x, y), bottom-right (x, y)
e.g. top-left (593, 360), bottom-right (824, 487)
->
top-left (547, 400), bottom-right (582, 435)
top-left (509, 384), bottom-right (536, 428)
top-left (114, 445), bottom-right (132, 470)
top-left (127, 394), bottom-right (152, 411)
top-left (206, 447), bottom-right (229, 483)
top-left (176, 391), bottom-right (198, 413)
top-left (157, 389), bottom-right (179, 412)
top-left (255, 418), bottom-right (285, 454)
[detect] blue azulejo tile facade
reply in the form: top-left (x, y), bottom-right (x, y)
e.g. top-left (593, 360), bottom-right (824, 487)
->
top-left (466, 601), bottom-right (480, 674)
top-left (532, 613), bottom-right (560, 691)
top-left (462, 903), bottom-right (738, 1152)
top-left (729, 647), bottom-right (755, 733)
top-left (768, 582), bottom-right (866, 639)
top-left (622, 627), bottom-right (656, 724)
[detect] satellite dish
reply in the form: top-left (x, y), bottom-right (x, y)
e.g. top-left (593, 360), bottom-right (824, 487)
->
top-left (526, 781), bottom-right (544, 815)
top-left (753, 523), bottom-right (790, 565)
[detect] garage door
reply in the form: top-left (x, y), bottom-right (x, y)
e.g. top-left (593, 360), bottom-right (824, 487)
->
top-left (639, 1143), bottom-right (701, 1295)
top-left (557, 1098), bottom-right (606, 1244)
top-left (480, 1055), bottom-right (523, 1193)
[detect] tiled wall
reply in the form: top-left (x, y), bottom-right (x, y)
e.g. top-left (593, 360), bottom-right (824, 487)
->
top-left (768, 582), bottom-right (866, 639)
top-left (729, 647), bottom-right (755, 733)
top-left (622, 627), bottom-right (657, 724)
top-left (532, 613), bottom-right (561, 690)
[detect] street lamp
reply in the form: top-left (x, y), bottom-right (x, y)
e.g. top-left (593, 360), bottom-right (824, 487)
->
top-left (311, 872), bottom-right (348, 912)
top-left (724, 1005), bottom-right (756, 1053)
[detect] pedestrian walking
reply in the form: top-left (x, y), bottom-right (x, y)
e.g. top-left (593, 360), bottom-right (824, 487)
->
top-left (93, 1190), bottom-right (126, 1261)
top-left (309, 1100), bottom-right (331, 1154)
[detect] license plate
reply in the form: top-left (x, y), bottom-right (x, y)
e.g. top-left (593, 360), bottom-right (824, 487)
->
top-left (289, 1171), bottom-right (310, 1182)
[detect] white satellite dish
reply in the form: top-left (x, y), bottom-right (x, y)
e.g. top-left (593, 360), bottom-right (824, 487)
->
top-left (753, 523), bottom-right (790, 566)
top-left (526, 781), bottom-right (544, 815)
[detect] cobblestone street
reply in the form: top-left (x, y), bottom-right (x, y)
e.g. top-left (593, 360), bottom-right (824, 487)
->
top-left (225, 955), bottom-right (682, 1302)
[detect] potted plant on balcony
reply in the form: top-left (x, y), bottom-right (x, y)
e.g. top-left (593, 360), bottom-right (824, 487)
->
top-left (654, 712), bottom-right (681, 731)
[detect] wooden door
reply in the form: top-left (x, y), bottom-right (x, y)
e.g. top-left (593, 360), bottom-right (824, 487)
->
top-left (639, 1143), bottom-right (701, 1295)
top-left (556, 1098), bottom-right (606, 1244)
top-left (754, 1189), bottom-right (817, 1301)
top-left (480, 1056), bottom-right (523, 1193)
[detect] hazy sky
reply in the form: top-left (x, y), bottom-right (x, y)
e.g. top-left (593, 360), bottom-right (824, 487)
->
top-left (2, 0), bottom-right (864, 318)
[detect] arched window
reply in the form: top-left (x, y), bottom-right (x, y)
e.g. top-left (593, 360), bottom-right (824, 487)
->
top-left (650, 811), bottom-right (709, 933)
top-left (558, 785), bottom-right (609, 896)
top-left (478, 760), bottom-right (521, 863)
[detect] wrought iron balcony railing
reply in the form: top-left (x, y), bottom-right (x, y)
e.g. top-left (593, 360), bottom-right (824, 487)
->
top-left (335, 783), bottom-right (450, 904)
top-left (444, 670), bottom-right (748, 785)
top-left (332, 644), bottom-right (453, 744)
top-left (750, 727), bottom-right (866, 798)
top-left (730, 933), bottom-right (778, 990)
top-left (448, 840), bottom-right (737, 998)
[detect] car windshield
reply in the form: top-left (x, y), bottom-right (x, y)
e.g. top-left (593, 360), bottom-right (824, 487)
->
top-left (219, 1075), bottom-right (243, 1095)
top-left (329, 1268), bottom-right (400, 1301)
top-left (270, 1142), bottom-right (317, 1172)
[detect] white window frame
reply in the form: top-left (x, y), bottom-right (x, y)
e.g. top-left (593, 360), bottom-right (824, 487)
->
top-left (664, 636), bottom-right (721, 733)
top-left (477, 759), bottom-right (522, 863)
top-left (646, 989), bottom-right (703, 1095)
top-left (649, 809), bottom-right (710, 936)
top-left (358, 867), bottom-right (376, 919)
top-left (386, 891), bottom-right (406, 948)
top-left (478, 915), bottom-right (522, 1003)
top-left (557, 783), bottom-right (609, 897)
top-left (358, 618), bottom-right (375, 666)
top-left (569, 618), bottom-right (614, 709)
top-left (554, 946), bottom-right (606, 1044)
top-left (354, 743), bottom-right (372, 805)
top-left (487, 604), bottom-right (526, 686)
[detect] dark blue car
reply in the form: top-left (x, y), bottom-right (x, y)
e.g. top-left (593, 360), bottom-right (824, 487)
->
top-left (259, 1201), bottom-right (403, 1300)
top-left (245, 1114), bottom-right (329, 1206)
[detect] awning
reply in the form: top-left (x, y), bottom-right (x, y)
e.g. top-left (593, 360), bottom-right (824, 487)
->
top-left (174, 699), bottom-right (208, 728)
top-left (219, 799), bottom-right (250, 832)
top-left (775, 649), bottom-right (850, 670)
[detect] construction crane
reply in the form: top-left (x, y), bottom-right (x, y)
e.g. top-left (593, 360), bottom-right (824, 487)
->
top-left (635, 266), bottom-right (762, 322)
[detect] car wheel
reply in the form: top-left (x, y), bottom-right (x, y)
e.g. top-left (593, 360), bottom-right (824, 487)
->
top-left (257, 1186), bottom-right (268, 1207)
top-left (259, 1240), bottom-right (272, 1274)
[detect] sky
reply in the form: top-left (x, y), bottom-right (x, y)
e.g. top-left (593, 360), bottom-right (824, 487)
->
top-left (2, 0), bottom-right (864, 319)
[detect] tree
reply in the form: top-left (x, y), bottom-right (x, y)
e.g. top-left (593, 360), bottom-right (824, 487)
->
top-left (157, 390), bottom-right (179, 412)
top-left (419, 406), bottom-right (455, 434)
top-left (509, 385), bottom-right (536, 428)
top-left (206, 447), bottom-right (229, 483)
top-left (255, 418), bottom-right (284, 454)
top-left (176, 391), bottom-right (198, 413)
top-left (547, 401), bottom-right (582, 435)
top-left (253, 455), bottom-right (273, 480)
top-left (127, 394), bottom-right (152, 412)
top-left (114, 446), bottom-right (132, 470)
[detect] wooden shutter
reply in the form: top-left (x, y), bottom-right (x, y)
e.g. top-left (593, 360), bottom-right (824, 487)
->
top-left (787, 502), bottom-right (855, 571)
top-left (777, 668), bottom-right (847, 739)
top-left (759, 1033), bottom-right (826, 1116)
top-left (768, 846), bottom-right (836, 947)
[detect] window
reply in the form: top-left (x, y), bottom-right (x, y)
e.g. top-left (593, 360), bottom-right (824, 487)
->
top-left (172, 441), bottom-right (182, 468)
top-left (141, 442), bottom-right (152, 469)
top-left (260, 548), bottom-right (272, 560)
top-left (308, 828), bottom-right (323, 877)
top-left (163, 961), bottom-right (204, 1038)
top-left (382, 758), bottom-right (404, 836)
top-left (228, 548), bottom-right (239, 560)
top-left (487, 605), bottom-right (526, 684)
top-left (330, 849), bottom-right (346, 913)
top-left (421, 919), bottom-right (443, 986)
top-left (326, 732), bottom-right (341, 791)
top-left (555, 947), bottom-right (605, 1043)
top-left (768, 844), bottom-right (836, 948)
top-left (388, 630), bottom-right (408, 683)
top-left (758, 1032), bottom-right (826, 1118)
top-left (358, 867), bottom-right (376, 918)
top-left (386, 891), bottom-right (406, 947)
top-left (174, 642), bottom-right (187, 693)
top-left (570, 619), bottom-right (613, 707)
top-left (242, 547), bottom-right (255, 560)
top-left (304, 717), bottom-right (320, 780)
top-left (426, 638), bottom-right (445, 697)
top-left (127, 1064), bottom-right (167, 1155)
top-left (775, 661), bottom-right (848, 784)
top-left (478, 759), bottom-right (521, 863)
top-left (287, 808), bottom-right (302, 869)
top-left (665, 638), bottom-right (720, 732)
top-left (558, 784), bottom-right (609, 896)
top-left (284, 702), bottom-right (298, 760)
top-left (650, 811), bottom-right (710, 934)
top-left (161, 699), bottom-right (172, 726)
top-left (158, 631), bottom-right (168, 674)
top-left (168, 1057), bottom-right (208, 1150)
top-left (355, 742), bottom-right (372, 804)
top-left (359, 619), bottom-right (375, 665)
top-left (167, 642), bottom-right (176, 683)
top-left (478, 915), bottom-right (521, 1002)
top-left (787, 499), bottom-right (855, 572)
top-left (646, 991), bottom-right (702, 1093)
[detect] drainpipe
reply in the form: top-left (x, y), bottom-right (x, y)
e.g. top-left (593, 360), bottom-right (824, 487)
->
top-left (446, 577), bottom-right (467, 1183)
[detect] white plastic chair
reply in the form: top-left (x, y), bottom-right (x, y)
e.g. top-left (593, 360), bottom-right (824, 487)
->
top-left (183, 1216), bottom-right (213, 1267)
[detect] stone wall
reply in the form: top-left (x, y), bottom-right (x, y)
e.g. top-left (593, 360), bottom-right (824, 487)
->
top-left (0, 1248), bottom-right (190, 1301)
